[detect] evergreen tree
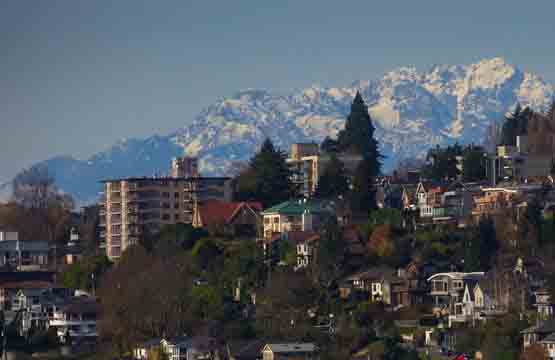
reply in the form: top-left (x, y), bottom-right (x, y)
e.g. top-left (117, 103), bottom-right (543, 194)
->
top-left (336, 92), bottom-right (382, 214)
top-left (501, 104), bottom-right (533, 146)
top-left (235, 138), bottom-right (293, 207)
top-left (320, 136), bottom-right (339, 153)
top-left (337, 91), bottom-right (382, 176)
top-left (349, 157), bottom-right (376, 214)
top-left (462, 145), bottom-right (487, 182)
top-left (314, 154), bottom-right (349, 199)
top-left (423, 144), bottom-right (462, 181)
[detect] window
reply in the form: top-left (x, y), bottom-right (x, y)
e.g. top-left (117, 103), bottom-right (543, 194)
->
top-left (162, 192), bottom-right (170, 198)
top-left (273, 217), bottom-right (279, 224)
top-left (174, 192), bottom-right (180, 198)
top-left (174, 203), bottom-right (180, 209)
top-left (162, 214), bottom-right (170, 221)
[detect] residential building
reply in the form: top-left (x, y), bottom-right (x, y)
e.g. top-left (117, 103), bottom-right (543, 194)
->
top-left (134, 338), bottom-right (162, 360)
top-left (0, 271), bottom-right (55, 310)
top-left (427, 272), bottom-right (485, 318)
top-left (342, 267), bottom-right (396, 304)
top-left (0, 235), bottom-right (49, 270)
top-left (539, 333), bottom-right (555, 360)
top-left (171, 157), bottom-right (199, 178)
top-left (534, 289), bottom-right (554, 320)
top-left (49, 298), bottom-right (99, 343)
top-left (159, 336), bottom-right (220, 360)
top-left (471, 187), bottom-right (519, 218)
top-left (522, 320), bottom-right (555, 350)
top-left (261, 343), bottom-right (319, 360)
top-left (290, 231), bottom-right (320, 269)
top-left (286, 143), bottom-right (363, 197)
top-left (193, 200), bottom-right (262, 237)
top-left (99, 156), bottom-right (232, 260)
top-left (261, 199), bottom-right (332, 239)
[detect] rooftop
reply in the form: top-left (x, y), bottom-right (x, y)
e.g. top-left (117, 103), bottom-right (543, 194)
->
top-left (264, 343), bottom-right (318, 353)
top-left (262, 199), bottom-right (330, 216)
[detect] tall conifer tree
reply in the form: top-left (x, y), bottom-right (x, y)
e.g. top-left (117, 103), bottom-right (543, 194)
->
top-left (336, 92), bottom-right (382, 213)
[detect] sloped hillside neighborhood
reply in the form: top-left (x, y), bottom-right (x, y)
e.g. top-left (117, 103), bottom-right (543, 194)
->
top-left (3, 91), bottom-right (555, 360)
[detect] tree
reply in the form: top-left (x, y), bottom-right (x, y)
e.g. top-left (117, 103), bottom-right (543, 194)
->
top-left (423, 144), bottom-right (462, 181)
top-left (334, 92), bottom-right (382, 214)
top-left (462, 145), bottom-right (487, 182)
top-left (338, 92), bottom-right (381, 167)
top-left (367, 224), bottom-right (395, 259)
top-left (235, 138), bottom-right (293, 207)
top-left (8, 165), bottom-right (74, 242)
top-left (501, 104), bottom-right (533, 146)
top-left (464, 216), bottom-right (497, 271)
top-left (314, 154), bottom-right (349, 199)
top-left (350, 157), bottom-right (376, 214)
top-left (320, 136), bottom-right (339, 153)
top-left (312, 217), bottom-right (344, 303)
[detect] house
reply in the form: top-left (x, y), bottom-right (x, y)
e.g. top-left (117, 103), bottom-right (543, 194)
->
top-left (288, 231), bottom-right (320, 269)
top-left (0, 271), bottom-right (55, 310)
top-left (261, 199), bottom-right (332, 239)
top-left (134, 338), bottom-right (162, 360)
top-left (18, 287), bottom-right (73, 337)
top-left (539, 333), bottom-right (555, 360)
top-left (261, 343), bottom-right (318, 360)
top-left (161, 337), bottom-right (190, 360)
top-left (160, 336), bottom-right (220, 360)
top-left (342, 267), bottom-right (396, 304)
top-left (401, 185), bottom-right (417, 210)
top-left (414, 182), bottom-right (447, 219)
top-left (0, 239), bottom-right (50, 270)
top-left (427, 272), bottom-right (485, 322)
top-left (49, 298), bottom-right (99, 344)
top-left (534, 289), bottom-right (554, 320)
top-left (226, 339), bottom-right (265, 360)
top-left (389, 267), bottom-right (428, 309)
top-left (193, 200), bottom-right (263, 237)
top-left (522, 320), bottom-right (555, 350)
top-left (446, 278), bottom-right (497, 327)
top-left (471, 187), bottom-right (519, 218)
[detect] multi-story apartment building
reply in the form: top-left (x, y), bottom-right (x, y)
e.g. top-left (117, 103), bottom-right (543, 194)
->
top-left (286, 143), bottom-right (363, 197)
top-left (99, 157), bottom-right (231, 260)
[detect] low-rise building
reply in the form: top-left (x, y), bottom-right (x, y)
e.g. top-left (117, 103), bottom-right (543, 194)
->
top-left (427, 272), bottom-right (486, 325)
top-left (0, 238), bottom-right (49, 270)
top-left (261, 199), bottom-right (332, 239)
top-left (49, 298), bottom-right (99, 344)
top-left (193, 200), bottom-right (262, 237)
top-left (261, 343), bottom-right (318, 360)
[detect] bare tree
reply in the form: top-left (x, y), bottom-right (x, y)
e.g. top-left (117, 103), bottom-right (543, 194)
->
top-left (5, 166), bottom-right (74, 242)
top-left (12, 165), bottom-right (57, 209)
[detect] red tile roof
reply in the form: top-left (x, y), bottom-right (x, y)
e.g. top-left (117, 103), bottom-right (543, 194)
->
top-left (198, 200), bottom-right (262, 227)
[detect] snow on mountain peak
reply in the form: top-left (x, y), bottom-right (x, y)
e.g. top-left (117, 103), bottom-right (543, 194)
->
top-left (20, 58), bottom-right (555, 204)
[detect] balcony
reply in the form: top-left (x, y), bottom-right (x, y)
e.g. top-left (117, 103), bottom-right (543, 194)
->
top-left (430, 281), bottom-right (449, 296)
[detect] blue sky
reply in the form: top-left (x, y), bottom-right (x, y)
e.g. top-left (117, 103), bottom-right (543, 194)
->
top-left (2, 0), bottom-right (555, 183)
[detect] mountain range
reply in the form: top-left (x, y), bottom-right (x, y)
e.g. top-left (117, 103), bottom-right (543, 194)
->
top-left (3, 57), bottom-right (554, 205)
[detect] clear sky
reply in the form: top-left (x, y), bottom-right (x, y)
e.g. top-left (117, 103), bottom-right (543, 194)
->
top-left (2, 0), bottom-right (555, 183)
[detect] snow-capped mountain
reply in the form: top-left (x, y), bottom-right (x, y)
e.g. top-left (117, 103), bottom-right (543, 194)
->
top-left (12, 58), bottom-right (555, 205)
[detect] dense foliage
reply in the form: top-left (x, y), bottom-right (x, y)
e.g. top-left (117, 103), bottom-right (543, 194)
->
top-left (235, 138), bottom-right (294, 207)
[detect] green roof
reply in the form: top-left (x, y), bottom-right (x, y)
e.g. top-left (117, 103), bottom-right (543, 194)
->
top-left (262, 199), bottom-right (330, 215)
